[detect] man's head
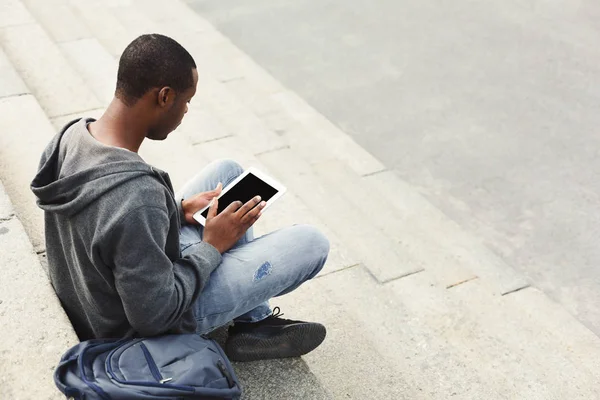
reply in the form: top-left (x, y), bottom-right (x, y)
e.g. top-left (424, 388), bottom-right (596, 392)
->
top-left (116, 34), bottom-right (198, 140)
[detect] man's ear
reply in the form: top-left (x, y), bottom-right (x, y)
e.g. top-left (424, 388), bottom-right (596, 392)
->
top-left (157, 87), bottom-right (174, 107)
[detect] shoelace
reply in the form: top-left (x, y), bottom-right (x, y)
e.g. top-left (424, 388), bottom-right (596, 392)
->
top-left (271, 306), bottom-right (285, 318)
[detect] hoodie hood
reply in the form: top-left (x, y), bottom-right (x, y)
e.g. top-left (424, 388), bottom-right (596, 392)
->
top-left (31, 118), bottom-right (160, 217)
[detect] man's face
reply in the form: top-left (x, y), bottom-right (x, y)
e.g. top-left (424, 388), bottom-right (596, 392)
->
top-left (147, 68), bottom-right (198, 141)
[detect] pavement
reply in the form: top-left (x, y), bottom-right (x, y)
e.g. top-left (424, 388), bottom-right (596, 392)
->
top-left (186, 0), bottom-right (600, 338)
top-left (0, 0), bottom-right (600, 399)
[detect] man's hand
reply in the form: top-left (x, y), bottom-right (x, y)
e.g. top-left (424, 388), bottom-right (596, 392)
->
top-left (203, 195), bottom-right (266, 253)
top-left (181, 183), bottom-right (222, 225)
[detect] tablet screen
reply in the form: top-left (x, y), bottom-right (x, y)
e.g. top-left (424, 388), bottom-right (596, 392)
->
top-left (201, 172), bottom-right (279, 219)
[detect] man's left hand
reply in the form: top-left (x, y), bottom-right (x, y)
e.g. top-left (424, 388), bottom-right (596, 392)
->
top-left (181, 182), bottom-right (222, 225)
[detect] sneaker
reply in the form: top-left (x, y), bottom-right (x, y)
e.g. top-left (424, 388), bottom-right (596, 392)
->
top-left (224, 307), bottom-right (326, 362)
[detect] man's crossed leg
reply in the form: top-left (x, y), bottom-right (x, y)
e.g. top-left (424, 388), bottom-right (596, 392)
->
top-left (177, 159), bottom-right (330, 361)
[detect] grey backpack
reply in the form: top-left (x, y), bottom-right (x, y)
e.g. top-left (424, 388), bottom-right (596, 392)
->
top-left (54, 334), bottom-right (242, 399)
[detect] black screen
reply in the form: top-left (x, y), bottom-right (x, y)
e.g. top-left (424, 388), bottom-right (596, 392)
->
top-left (201, 173), bottom-right (279, 218)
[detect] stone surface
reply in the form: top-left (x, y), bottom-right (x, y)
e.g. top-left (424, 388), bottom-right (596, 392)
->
top-left (365, 170), bottom-right (529, 295)
top-left (274, 277), bottom-right (425, 400)
top-left (194, 136), bottom-right (267, 172)
top-left (59, 38), bottom-right (117, 105)
top-left (506, 286), bottom-right (600, 376)
top-left (0, 47), bottom-right (28, 99)
top-left (0, 95), bottom-right (56, 252)
top-left (133, 0), bottom-right (213, 34)
top-left (50, 108), bottom-right (105, 130)
top-left (139, 130), bottom-right (213, 191)
top-left (302, 265), bottom-right (600, 399)
top-left (208, 98), bottom-right (287, 156)
top-left (253, 193), bottom-right (358, 276)
top-left (314, 159), bottom-right (476, 287)
top-left (0, 22), bottom-right (101, 117)
top-left (109, 3), bottom-right (155, 38)
top-left (179, 103), bottom-right (233, 145)
top-left (22, 0), bottom-right (91, 43)
top-left (0, 0), bottom-right (34, 28)
top-left (259, 148), bottom-right (423, 282)
top-left (0, 184), bottom-right (15, 220)
top-left (0, 194), bottom-right (78, 400)
top-left (260, 89), bottom-right (386, 177)
top-left (68, 0), bottom-right (131, 58)
top-left (443, 281), bottom-right (600, 398)
top-left (234, 359), bottom-right (331, 400)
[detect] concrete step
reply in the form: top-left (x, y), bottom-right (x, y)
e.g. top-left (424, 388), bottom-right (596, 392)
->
top-left (0, 46), bottom-right (28, 99)
top-left (51, 108), bottom-right (105, 131)
top-left (365, 170), bottom-right (529, 295)
top-left (138, 131), bottom-right (213, 191)
top-left (0, 182), bottom-right (78, 400)
top-left (315, 160), bottom-right (529, 295)
top-left (0, 3), bottom-right (101, 118)
top-left (0, 0), bottom-right (35, 28)
top-left (67, 0), bottom-right (132, 59)
top-left (232, 358), bottom-right (332, 400)
top-left (274, 270), bottom-right (428, 400)
top-left (275, 265), bottom-right (600, 399)
top-left (21, 0), bottom-right (92, 44)
top-left (59, 38), bottom-right (117, 105)
top-left (0, 93), bottom-right (57, 253)
top-left (258, 147), bottom-right (426, 281)
top-left (314, 158), bottom-right (473, 285)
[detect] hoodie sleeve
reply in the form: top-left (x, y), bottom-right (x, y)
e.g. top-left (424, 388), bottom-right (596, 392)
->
top-left (104, 205), bottom-right (222, 337)
top-left (176, 198), bottom-right (188, 226)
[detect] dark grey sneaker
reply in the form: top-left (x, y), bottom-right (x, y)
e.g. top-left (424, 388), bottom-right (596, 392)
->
top-left (224, 307), bottom-right (326, 362)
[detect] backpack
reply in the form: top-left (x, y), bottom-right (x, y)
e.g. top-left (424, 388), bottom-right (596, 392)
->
top-left (54, 334), bottom-right (242, 399)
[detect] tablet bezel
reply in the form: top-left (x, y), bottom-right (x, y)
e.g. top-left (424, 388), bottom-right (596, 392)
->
top-left (192, 167), bottom-right (287, 226)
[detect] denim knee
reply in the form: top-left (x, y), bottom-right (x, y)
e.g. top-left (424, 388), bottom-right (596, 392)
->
top-left (292, 224), bottom-right (330, 276)
top-left (209, 159), bottom-right (244, 177)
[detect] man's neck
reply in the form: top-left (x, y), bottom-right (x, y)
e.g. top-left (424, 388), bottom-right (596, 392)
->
top-left (87, 98), bottom-right (148, 153)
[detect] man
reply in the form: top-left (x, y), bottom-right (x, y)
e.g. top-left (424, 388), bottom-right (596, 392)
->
top-left (31, 34), bottom-right (329, 362)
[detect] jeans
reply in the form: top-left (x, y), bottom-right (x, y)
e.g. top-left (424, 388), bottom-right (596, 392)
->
top-left (175, 159), bottom-right (330, 334)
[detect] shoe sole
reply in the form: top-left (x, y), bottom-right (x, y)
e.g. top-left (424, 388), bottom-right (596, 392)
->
top-left (225, 323), bottom-right (326, 362)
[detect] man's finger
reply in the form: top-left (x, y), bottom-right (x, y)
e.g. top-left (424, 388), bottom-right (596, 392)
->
top-left (213, 182), bottom-right (222, 196)
top-left (207, 197), bottom-right (219, 220)
top-left (204, 182), bottom-right (223, 199)
top-left (223, 200), bottom-right (243, 214)
top-left (248, 209), bottom-right (263, 228)
top-left (241, 201), bottom-right (266, 224)
top-left (236, 196), bottom-right (262, 217)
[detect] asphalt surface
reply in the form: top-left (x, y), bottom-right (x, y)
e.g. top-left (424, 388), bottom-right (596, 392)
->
top-left (186, 0), bottom-right (600, 335)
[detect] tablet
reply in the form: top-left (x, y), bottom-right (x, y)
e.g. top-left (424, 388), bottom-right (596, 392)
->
top-left (193, 167), bottom-right (286, 226)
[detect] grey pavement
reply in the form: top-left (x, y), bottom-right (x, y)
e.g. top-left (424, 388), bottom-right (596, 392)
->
top-left (0, 182), bottom-right (78, 400)
top-left (186, 0), bottom-right (600, 336)
top-left (2, 0), bottom-right (600, 398)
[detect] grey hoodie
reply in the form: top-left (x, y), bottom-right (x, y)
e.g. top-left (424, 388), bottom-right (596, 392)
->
top-left (31, 118), bottom-right (222, 341)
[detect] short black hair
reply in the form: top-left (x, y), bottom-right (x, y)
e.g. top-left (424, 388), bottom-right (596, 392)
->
top-left (115, 34), bottom-right (197, 105)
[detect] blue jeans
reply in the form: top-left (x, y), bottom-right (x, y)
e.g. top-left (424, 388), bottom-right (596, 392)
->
top-left (176, 159), bottom-right (330, 334)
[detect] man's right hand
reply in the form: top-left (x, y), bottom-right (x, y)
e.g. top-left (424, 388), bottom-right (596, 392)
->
top-left (202, 195), bottom-right (266, 253)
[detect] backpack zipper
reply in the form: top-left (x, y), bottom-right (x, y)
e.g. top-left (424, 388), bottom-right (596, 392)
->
top-left (217, 359), bottom-right (235, 388)
top-left (105, 340), bottom-right (195, 392)
top-left (139, 342), bottom-right (164, 382)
